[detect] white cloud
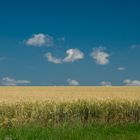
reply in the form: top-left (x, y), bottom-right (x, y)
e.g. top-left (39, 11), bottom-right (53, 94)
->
top-left (63, 49), bottom-right (84, 63)
top-left (0, 57), bottom-right (6, 62)
top-left (57, 37), bottom-right (66, 42)
top-left (117, 67), bottom-right (126, 71)
top-left (60, 37), bottom-right (65, 42)
top-left (1, 77), bottom-right (31, 86)
top-left (123, 79), bottom-right (140, 86)
top-left (26, 33), bottom-right (54, 47)
top-left (100, 81), bottom-right (112, 86)
top-left (44, 52), bottom-right (62, 64)
top-left (67, 79), bottom-right (80, 86)
top-left (45, 48), bottom-right (84, 64)
top-left (131, 45), bottom-right (140, 49)
top-left (90, 47), bottom-right (110, 65)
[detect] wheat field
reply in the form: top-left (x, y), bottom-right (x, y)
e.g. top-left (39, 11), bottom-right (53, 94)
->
top-left (0, 86), bottom-right (139, 128)
top-left (0, 86), bottom-right (140, 102)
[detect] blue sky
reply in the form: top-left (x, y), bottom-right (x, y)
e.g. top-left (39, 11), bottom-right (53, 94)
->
top-left (0, 0), bottom-right (140, 86)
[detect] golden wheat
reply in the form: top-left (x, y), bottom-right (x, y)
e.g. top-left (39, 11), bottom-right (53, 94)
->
top-left (0, 100), bottom-right (140, 128)
top-left (0, 86), bottom-right (140, 127)
top-left (0, 86), bottom-right (139, 102)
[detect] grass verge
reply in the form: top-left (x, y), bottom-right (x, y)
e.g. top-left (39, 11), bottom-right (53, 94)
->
top-left (0, 123), bottom-right (140, 140)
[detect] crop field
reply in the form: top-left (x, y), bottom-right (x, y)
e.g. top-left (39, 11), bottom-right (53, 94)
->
top-left (0, 86), bottom-right (140, 102)
top-left (0, 86), bottom-right (140, 140)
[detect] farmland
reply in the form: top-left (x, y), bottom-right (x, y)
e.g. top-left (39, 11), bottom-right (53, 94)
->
top-left (0, 86), bottom-right (140, 140)
top-left (0, 86), bottom-right (139, 102)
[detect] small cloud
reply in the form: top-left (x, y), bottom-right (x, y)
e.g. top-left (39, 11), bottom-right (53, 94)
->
top-left (45, 48), bottom-right (84, 64)
top-left (63, 49), bottom-right (84, 63)
top-left (44, 52), bottom-right (62, 64)
top-left (0, 57), bottom-right (6, 62)
top-left (123, 79), bottom-right (140, 86)
top-left (61, 37), bottom-right (65, 42)
top-left (67, 78), bottom-right (80, 86)
top-left (131, 45), bottom-right (140, 49)
top-left (90, 47), bottom-right (110, 65)
top-left (26, 33), bottom-right (54, 47)
top-left (100, 81), bottom-right (112, 86)
top-left (1, 77), bottom-right (31, 86)
top-left (57, 37), bottom-right (66, 42)
top-left (117, 67), bottom-right (126, 71)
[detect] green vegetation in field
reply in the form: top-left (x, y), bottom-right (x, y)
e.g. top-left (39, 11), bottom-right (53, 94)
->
top-left (0, 100), bottom-right (140, 139)
top-left (0, 123), bottom-right (140, 140)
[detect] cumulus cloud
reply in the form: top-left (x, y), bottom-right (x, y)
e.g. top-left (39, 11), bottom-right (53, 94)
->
top-left (1, 77), bottom-right (31, 86)
top-left (67, 79), bottom-right (80, 86)
top-left (100, 81), bottom-right (112, 86)
top-left (26, 33), bottom-right (54, 47)
top-left (90, 47), bottom-right (110, 65)
top-left (63, 49), bottom-right (84, 63)
top-left (117, 67), bottom-right (126, 71)
top-left (123, 79), bottom-right (140, 86)
top-left (44, 52), bottom-right (62, 64)
top-left (45, 48), bottom-right (84, 64)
